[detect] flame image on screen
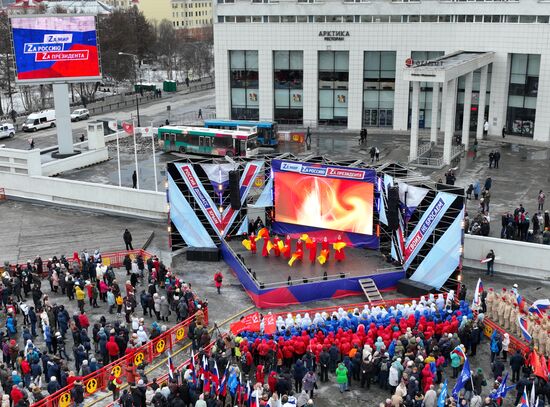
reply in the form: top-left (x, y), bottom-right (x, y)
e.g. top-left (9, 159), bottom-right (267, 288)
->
top-left (274, 171), bottom-right (373, 235)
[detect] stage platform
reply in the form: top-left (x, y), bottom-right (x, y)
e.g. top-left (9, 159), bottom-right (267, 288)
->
top-left (221, 240), bottom-right (405, 308)
top-left (229, 240), bottom-right (388, 285)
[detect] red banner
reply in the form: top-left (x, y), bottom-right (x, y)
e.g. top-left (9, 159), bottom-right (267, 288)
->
top-left (263, 314), bottom-right (276, 335)
top-left (230, 312), bottom-right (261, 335)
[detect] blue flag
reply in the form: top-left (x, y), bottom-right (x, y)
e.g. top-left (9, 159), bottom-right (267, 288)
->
top-left (490, 372), bottom-right (510, 399)
top-left (452, 358), bottom-right (472, 400)
top-left (438, 379), bottom-right (448, 407)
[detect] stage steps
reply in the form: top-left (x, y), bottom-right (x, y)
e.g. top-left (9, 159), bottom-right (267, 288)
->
top-left (359, 278), bottom-right (384, 302)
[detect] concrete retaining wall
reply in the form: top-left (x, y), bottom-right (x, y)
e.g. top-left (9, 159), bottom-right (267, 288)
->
top-left (463, 234), bottom-right (550, 280)
top-left (42, 148), bottom-right (109, 176)
top-left (0, 172), bottom-right (167, 220)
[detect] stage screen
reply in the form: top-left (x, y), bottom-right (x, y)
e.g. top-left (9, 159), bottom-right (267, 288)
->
top-left (11, 15), bottom-right (102, 84)
top-left (273, 162), bottom-right (375, 235)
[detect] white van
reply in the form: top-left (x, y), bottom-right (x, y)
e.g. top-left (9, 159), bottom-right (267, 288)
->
top-left (22, 110), bottom-right (56, 132)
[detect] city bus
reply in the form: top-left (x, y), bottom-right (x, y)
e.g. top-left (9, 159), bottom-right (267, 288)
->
top-left (204, 120), bottom-right (278, 147)
top-left (157, 126), bottom-right (259, 157)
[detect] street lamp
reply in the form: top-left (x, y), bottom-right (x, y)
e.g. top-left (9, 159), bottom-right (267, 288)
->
top-left (118, 51), bottom-right (141, 127)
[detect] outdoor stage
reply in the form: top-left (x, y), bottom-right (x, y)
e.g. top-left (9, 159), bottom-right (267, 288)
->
top-left (229, 239), bottom-right (389, 285)
top-left (222, 239), bottom-right (405, 308)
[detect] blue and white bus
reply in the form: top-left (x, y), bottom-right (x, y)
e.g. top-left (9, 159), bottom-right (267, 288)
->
top-left (204, 119), bottom-right (278, 147)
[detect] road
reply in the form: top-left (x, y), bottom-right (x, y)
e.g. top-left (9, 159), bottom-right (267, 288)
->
top-left (0, 88), bottom-right (215, 150)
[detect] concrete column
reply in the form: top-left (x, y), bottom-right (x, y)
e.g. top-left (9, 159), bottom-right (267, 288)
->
top-left (440, 81), bottom-right (448, 137)
top-left (488, 53), bottom-right (510, 137)
top-left (533, 53), bottom-right (550, 142)
top-left (430, 83), bottom-right (440, 144)
top-left (347, 49), bottom-right (364, 131)
top-left (443, 78), bottom-right (457, 165)
top-left (214, 46), bottom-right (231, 120)
top-left (258, 49), bottom-right (273, 121)
top-left (476, 65), bottom-right (489, 140)
top-left (52, 83), bottom-right (74, 156)
top-left (409, 81), bottom-right (420, 161)
top-left (302, 49), bottom-right (318, 127)
top-left (393, 50), bottom-right (410, 131)
top-left (462, 72), bottom-right (474, 150)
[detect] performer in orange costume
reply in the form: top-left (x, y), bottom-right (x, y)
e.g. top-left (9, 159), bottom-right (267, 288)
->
top-left (321, 237), bottom-right (330, 262)
top-left (334, 235), bottom-right (346, 262)
top-left (308, 237), bottom-right (317, 264)
top-left (296, 238), bottom-right (303, 252)
top-left (262, 236), bottom-right (269, 257)
top-left (273, 236), bottom-right (281, 257)
top-left (250, 233), bottom-right (257, 254)
top-left (284, 235), bottom-right (292, 259)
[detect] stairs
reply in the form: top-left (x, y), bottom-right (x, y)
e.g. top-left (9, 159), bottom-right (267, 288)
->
top-left (358, 278), bottom-right (384, 302)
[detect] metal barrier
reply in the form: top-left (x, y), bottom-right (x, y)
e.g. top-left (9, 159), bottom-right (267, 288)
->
top-left (6, 249), bottom-right (152, 277)
top-left (31, 307), bottom-right (209, 407)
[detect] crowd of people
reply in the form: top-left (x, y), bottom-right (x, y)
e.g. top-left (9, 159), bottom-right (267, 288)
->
top-left (0, 249), bottom-right (207, 406)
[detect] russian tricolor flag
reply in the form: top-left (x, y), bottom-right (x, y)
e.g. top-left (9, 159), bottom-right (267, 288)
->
top-left (520, 388), bottom-right (530, 407)
top-left (167, 351), bottom-right (175, 381)
top-left (529, 299), bottom-right (550, 316)
top-left (473, 278), bottom-right (484, 306)
top-left (518, 316), bottom-right (532, 342)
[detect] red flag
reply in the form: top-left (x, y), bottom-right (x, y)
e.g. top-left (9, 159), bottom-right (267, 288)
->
top-left (531, 351), bottom-right (549, 381)
top-left (230, 312), bottom-right (261, 335)
top-left (122, 122), bottom-right (134, 135)
top-left (264, 314), bottom-right (277, 335)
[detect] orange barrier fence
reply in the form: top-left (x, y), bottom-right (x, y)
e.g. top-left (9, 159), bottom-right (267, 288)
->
top-left (6, 249), bottom-right (153, 277)
top-left (31, 307), bottom-right (208, 407)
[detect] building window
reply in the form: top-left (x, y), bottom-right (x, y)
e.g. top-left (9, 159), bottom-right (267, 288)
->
top-left (507, 53), bottom-right (540, 137)
top-left (408, 51), bottom-right (444, 129)
top-left (318, 51), bottom-right (349, 126)
top-left (363, 51), bottom-right (396, 127)
top-left (230, 50), bottom-right (259, 120)
top-left (274, 51), bottom-right (303, 124)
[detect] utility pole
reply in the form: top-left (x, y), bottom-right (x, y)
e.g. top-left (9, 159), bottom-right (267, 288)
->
top-left (6, 53), bottom-right (14, 121)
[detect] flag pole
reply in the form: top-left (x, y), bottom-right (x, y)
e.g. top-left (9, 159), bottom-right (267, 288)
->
top-left (132, 119), bottom-right (140, 189)
top-left (151, 121), bottom-right (158, 192)
top-left (116, 129), bottom-right (121, 187)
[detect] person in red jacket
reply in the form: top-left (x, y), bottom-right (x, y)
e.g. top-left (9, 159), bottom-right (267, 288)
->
top-left (106, 336), bottom-right (120, 362)
top-left (284, 235), bottom-right (292, 259)
top-left (255, 364), bottom-right (265, 384)
top-left (214, 271), bottom-right (223, 294)
top-left (78, 312), bottom-right (90, 331)
top-left (334, 235), bottom-right (346, 262)
top-left (10, 385), bottom-right (23, 406)
top-left (267, 371), bottom-right (278, 393)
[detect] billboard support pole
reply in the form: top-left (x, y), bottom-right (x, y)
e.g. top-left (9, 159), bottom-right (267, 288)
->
top-left (151, 121), bottom-right (158, 192)
top-left (132, 119), bottom-right (140, 189)
top-left (52, 83), bottom-right (76, 157)
top-left (116, 131), bottom-right (121, 187)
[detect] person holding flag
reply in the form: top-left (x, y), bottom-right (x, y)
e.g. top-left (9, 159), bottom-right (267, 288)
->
top-left (437, 379), bottom-right (448, 407)
top-left (452, 357), bottom-right (472, 401)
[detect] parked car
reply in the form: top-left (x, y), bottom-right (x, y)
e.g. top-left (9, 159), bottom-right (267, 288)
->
top-left (22, 110), bottom-right (56, 132)
top-left (0, 123), bottom-right (15, 139)
top-left (70, 108), bottom-right (90, 122)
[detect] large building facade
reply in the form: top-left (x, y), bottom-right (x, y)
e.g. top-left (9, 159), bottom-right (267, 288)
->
top-left (138, 0), bottom-right (213, 31)
top-left (213, 0), bottom-right (550, 141)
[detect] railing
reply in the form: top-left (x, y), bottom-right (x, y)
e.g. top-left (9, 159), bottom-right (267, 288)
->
top-left (5, 249), bottom-right (153, 278)
top-left (412, 156), bottom-right (444, 168)
top-left (417, 142), bottom-right (433, 158)
top-left (31, 307), bottom-right (209, 407)
top-left (261, 272), bottom-right (352, 288)
top-left (483, 317), bottom-right (529, 355)
top-left (101, 336), bottom-right (221, 407)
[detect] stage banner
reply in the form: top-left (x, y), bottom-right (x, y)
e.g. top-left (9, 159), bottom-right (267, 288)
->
top-left (251, 177), bottom-right (273, 208)
top-left (168, 175), bottom-right (216, 248)
top-left (403, 192), bottom-right (456, 270)
top-left (230, 312), bottom-right (261, 334)
top-left (399, 182), bottom-right (430, 221)
top-left (176, 162), bottom-right (262, 238)
top-left (409, 208), bottom-right (463, 289)
top-left (199, 163), bottom-right (237, 193)
top-left (272, 159), bottom-right (376, 183)
top-left (378, 176), bottom-right (388, 226)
